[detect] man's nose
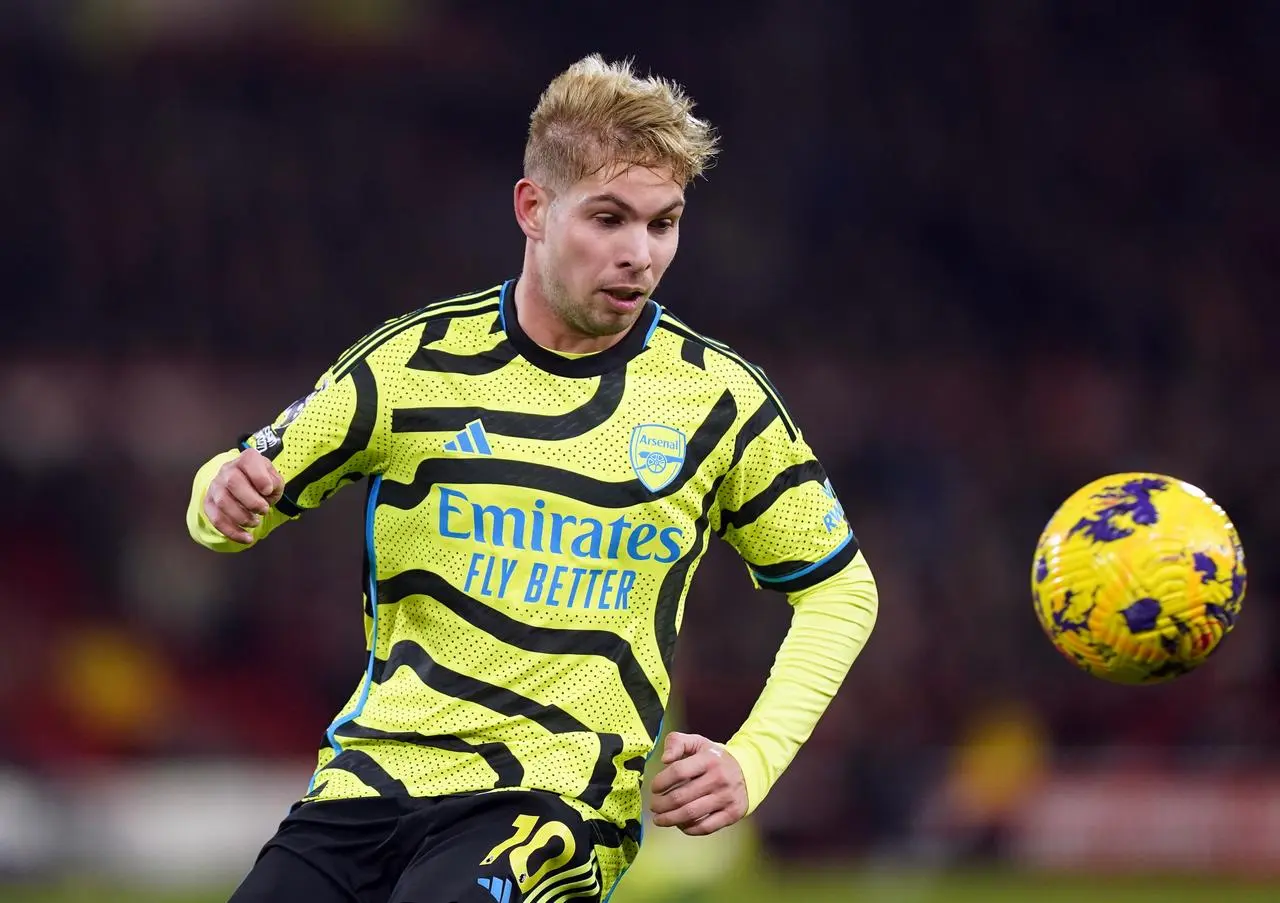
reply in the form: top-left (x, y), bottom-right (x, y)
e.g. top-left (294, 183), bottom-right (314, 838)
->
top-left (616, 227), bottom-right (652, 271)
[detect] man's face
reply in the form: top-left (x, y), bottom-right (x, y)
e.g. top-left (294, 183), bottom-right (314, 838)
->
top-left (536, 164), bottom-right (684, 339)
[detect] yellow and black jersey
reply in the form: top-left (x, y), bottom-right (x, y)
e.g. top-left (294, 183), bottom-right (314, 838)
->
top-left (188, 279), bottom-right (856, 842)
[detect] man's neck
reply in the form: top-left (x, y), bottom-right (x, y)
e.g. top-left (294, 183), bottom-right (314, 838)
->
top-left (512, 274), bottom-right (628, 356)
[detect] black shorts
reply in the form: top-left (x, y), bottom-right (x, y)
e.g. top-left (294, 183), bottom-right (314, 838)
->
top-left (226, 790), bottom-right (636, 903)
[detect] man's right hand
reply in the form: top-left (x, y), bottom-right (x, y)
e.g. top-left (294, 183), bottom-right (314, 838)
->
top-left (202, 447), bottom-right (285, 544)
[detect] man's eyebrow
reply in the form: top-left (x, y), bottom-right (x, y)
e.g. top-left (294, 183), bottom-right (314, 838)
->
top-left (583, 193), bottom-right (686, 218)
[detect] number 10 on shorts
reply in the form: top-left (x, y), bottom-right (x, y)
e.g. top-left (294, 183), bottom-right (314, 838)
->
top-left (481, 814), bottom-right (577, 892)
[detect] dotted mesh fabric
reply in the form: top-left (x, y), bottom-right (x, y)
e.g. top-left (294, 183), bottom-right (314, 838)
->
top-left (274, 306), bottom-right (849, 830)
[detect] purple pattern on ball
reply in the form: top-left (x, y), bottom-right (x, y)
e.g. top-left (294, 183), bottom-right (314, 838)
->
top-left (1068, 477), bottom-right (1168, 544)
top-left (1121, 597), bottom-right (1162, 633)
top-left (1050, 589), bottom-right (1095, 636)
top-left (1204, 543), bottom-right (1246, 629)
top-left (1230, 572), bottom-right (1246, 606)
top-left (1205, 603), bottom-right (1236, 629)
top-left (1193, 552), bottom-right (1218, 583)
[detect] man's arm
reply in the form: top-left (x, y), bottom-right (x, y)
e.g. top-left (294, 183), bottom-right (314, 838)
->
top-left (187, 358), bottom-right (383, 551)
top-left (648, 552), bottom-right (877, 833)
top-left (724, 551), bottom-right (878, 811)
top-left (649, 377), bottom-right (876, 834)
top-left (187, 447), bottom-right (290, 551)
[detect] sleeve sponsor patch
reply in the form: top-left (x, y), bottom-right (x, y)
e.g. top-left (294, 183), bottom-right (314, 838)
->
top-left (245, 376), bottom-right (330, 456)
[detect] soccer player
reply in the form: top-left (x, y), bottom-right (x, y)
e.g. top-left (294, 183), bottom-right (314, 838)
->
top-left (188, 55), bottom-right (879, 903)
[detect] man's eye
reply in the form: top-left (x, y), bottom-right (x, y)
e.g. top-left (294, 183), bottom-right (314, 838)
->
top-left (651, 220), bottom-right (676, 232)
top-left (595, 214), bottom-right (622, 227)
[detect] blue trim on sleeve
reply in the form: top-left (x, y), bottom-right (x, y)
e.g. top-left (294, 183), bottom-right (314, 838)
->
top-left (752, 529), bottom-right (853, 585)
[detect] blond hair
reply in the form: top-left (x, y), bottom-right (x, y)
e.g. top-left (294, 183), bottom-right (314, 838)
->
top-left (524, 55), bottom-right (719, 189)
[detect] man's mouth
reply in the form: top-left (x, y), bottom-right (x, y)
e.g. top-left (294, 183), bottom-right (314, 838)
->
top-left (601, 287), bottom-right (646, 304)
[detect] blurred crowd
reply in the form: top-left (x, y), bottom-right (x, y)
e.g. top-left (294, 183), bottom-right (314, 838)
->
top-left (2, 0), bottom-right (1277, 857)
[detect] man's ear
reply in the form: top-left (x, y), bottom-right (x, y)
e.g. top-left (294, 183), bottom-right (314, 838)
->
top-left (514, 178), bottom-right (550, 240)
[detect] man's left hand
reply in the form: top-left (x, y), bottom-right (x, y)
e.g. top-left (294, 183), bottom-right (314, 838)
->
top-left (648, 732), bottom-right (748, 835)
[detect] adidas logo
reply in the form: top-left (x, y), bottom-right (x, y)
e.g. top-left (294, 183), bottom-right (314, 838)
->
top-left (444, 419), bottom-right (493, 455)
top-left (476, 876), bottom-right (513, 903)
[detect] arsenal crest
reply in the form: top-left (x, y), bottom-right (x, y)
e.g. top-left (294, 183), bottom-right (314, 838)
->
top-left (629, 424), bottom-right (687, 492)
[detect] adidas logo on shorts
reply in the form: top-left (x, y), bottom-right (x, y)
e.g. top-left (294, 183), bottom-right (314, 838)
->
top-left (476, 875), bottom-right (513, 903)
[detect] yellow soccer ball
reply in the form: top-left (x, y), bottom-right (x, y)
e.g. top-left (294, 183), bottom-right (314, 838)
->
top-left (1032, 473), bottom-right (1246, 684)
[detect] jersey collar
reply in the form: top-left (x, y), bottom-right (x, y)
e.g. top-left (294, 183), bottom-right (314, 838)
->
top-left (500, 278), bottom-right (661, 378)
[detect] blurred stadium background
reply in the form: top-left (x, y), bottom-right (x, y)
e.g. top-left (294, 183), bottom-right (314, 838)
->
top-left (1, 1), bottom-right (1277, 900)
